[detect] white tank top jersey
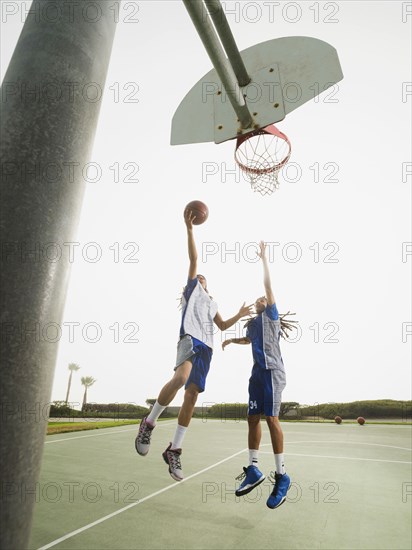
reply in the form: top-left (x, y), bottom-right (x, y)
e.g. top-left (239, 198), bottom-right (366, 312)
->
top-left (181, 280), bottom-right (218, 349)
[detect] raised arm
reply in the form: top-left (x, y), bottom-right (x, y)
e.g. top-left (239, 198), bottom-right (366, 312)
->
top-left (184, 209), bottom-right (197, 280)
top-left (258, 241), bottom-right (275, 306)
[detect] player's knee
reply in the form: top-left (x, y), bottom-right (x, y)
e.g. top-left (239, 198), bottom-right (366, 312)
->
top-left (172, 373), bottom-right (188, 389)
top-left (248, 414), bottom-right (261, 426)
top-left (185, 385), bottom-right (199, 403)
top-left (265, 415), bottom-right (280, 426)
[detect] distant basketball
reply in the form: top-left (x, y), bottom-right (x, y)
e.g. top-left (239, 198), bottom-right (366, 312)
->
top-left (357, 417), bottom-right (365, 425)
top-left (184, 200), bottom-right (209, 225)
top-left (334, 416), bottom-right (342, 424)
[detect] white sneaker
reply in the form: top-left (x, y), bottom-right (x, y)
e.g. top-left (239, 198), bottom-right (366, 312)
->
top-left (162, 443), bottom-right (183, 481)
top-left (135, 417), bottom-right (154, 456)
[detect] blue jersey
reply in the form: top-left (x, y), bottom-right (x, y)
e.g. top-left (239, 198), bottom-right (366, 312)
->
top-left (246, 303), bottom-right (284, 370)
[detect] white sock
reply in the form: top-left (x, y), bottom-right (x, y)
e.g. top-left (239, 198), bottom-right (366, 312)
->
top-left (147, 401), bottom-right (166, 425)
top-left (171, 424), bottom-right (187, 450)
top-left (275, 453), bottom-right (285, 475)
top-left (249, 449), bottom-right (259, 466)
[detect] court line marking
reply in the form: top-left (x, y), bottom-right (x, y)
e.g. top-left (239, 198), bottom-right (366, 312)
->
top-left (279, 452), bottom-right (411, 465)
top-left (259, 444), bottom-right (411, 464)
top-left (282, 424), bottom-right (412, 429)
top-left (45, 421), bottom-right (176, 444)
top-left (280, 441), bottom-right (412, 452)
top-left (37, 427), bottom-right (411, 548)
top-left (37, 447), bottom-right (247, 550)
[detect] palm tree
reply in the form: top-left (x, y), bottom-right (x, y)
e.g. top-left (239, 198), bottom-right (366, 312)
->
top-left (81, 376), bottom-right (97, 409)
top-left (65, 363), bottom-right (80, 404)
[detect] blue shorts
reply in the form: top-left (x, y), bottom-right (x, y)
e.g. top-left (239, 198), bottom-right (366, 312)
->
top-left (248, 364), bottom-right (286, 417)
top-left (175, 335), bottom-right (212, 393)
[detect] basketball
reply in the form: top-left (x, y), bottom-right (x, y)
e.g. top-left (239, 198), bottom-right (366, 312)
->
top-left (357, 417), bottom-right (366, 425)
top-left (184, 200), bottom-right (209, 225)
top-left (334, 416), bottom-right (342, 424)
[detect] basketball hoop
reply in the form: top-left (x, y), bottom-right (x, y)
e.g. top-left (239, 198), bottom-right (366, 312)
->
top-left (235, 125), bottom-right (291, 195)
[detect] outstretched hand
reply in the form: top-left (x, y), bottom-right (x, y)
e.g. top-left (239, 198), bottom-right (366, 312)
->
top-left (257, 240), bottom-right (267, 261)
top-left (184, 209), bottom-right (197, 230)
top-left (238, 301), bottom-right (253, 318)
top-left (222, 339), bottom-right (231, 351)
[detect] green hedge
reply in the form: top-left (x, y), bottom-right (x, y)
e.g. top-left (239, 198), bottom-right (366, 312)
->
top-left (49, 399), bottom-right (411, 421)
top-left (50, 402), bottom-right (150, 419)
top-left (206, 402), bottom-right (301, 420)
top-left (207, 403), bottom-right (248, 420)
top-left (300, 400), bottom-right (411, 420)
top-left (204, 400), bottom-right (410, 420)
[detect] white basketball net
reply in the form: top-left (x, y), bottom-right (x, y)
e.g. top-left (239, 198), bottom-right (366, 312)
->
top-left (235, 125), bottom-right (291, 196)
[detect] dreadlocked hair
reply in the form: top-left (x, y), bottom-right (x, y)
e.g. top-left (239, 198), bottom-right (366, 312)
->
top-left (242, 311), bottom-right (299, 340)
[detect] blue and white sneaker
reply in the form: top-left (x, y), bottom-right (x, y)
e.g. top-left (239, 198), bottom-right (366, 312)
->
top-left (266, 471), bottom-right (291, 509)
top-left (235, 465), bottom-right (266, 496)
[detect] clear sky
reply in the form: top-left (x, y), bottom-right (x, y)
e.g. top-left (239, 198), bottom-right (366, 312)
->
top-left (1, 1), bottom-right (411, 410)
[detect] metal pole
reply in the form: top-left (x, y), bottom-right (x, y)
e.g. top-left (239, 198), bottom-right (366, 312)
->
top-left (204, 0), bottom-right (251, 87)
top-left (182, 0), bottom-right (252, 129)
top-left (0, 1), bottom-right (117, 548)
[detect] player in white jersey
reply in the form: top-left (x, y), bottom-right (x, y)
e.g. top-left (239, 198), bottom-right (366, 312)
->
top-left (135, 210), bottom-right (252, 481)
top-left (222, 241), bottom-right (291, 509)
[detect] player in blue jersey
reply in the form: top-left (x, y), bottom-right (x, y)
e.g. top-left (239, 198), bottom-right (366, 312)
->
top-left (135, 209), bottom-right (252, 482)
top-left (222, 241), bottom-right (291, 509)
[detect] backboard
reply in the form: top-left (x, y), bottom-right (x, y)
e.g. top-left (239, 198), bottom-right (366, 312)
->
top-left (171, 36), bottom-right (343, 145)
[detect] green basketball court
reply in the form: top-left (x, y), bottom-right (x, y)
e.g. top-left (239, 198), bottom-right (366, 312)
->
top-left (29, 420), bottom-right (411, 550)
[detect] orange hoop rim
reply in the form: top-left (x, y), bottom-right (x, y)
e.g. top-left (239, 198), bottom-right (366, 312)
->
top-left (234, 124), bottom-right (292, 175)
